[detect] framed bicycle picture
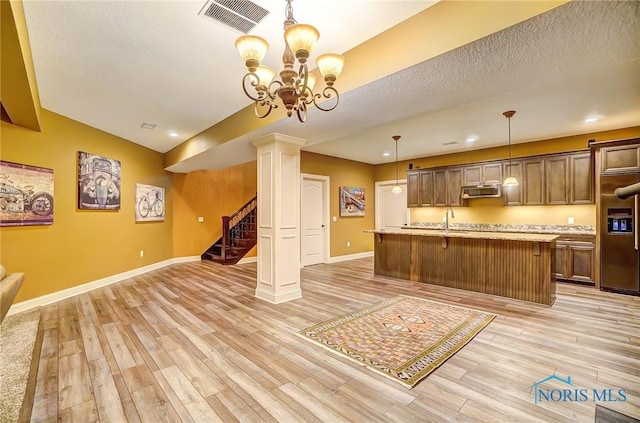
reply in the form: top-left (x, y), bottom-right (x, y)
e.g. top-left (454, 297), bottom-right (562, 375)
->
top-left (135, 183), bottom-right (165, 222)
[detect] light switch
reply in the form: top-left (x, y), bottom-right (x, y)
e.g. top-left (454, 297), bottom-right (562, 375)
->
top-left (568, 217), bottom-right (574, 225)
top-left (332, 216), bottom-right (337, 222)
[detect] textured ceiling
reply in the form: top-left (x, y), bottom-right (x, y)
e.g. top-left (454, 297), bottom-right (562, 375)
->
top-left (21, 1), bottom-right (640, 172)
top-left (22, 0), bottom-right (435, 153)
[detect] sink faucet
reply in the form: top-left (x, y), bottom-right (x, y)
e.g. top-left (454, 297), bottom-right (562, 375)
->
top-left (444, 206), bottom-right (455, 233)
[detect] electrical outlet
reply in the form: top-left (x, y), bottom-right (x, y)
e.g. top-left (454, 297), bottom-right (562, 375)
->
top-left (139, 250), bottom-right (144, 258)
top-left (347, 241), bottom-right (351, 247)
top-left (198, 216), bottom-right (204, 222)
top-left (568, 217), bottom-right (575, 225)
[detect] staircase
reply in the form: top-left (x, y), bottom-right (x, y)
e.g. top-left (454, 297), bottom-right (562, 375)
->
top-left (201, 195), bottom-right (257, 265)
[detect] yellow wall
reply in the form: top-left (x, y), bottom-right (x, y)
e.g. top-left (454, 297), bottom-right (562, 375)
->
top-left (301, 152), bottom-right (375, 256)
top-left (172, 162), bottom-right (257, 257)
top-left (0, 110), bottom-right (173, 302)
top-left (374, 127), bottom-right (640, 227)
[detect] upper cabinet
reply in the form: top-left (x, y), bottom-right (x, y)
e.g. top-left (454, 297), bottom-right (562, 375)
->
top-left (570, 153), bottom-right (594, 204)
top-left (406, 151), bottom-right (594, 207)
top-left (601, 144), bottom-right (640, 174)
top-left (502, 161), bottom-right (523, 205)
top-left (463, 163), bottom-right (503, 186)
top-left (523, 159), bottom-right (545, 205)
top-left (407, 170), bottom-right (434, 207)
top-left (411, 168), bottom-right (466, 207)
top-left (545, 155), bottom-right (569, 205)
top-left (433, 169), bottom-right (448, 207)
top-left (448, 168), bottom-right (465, 207)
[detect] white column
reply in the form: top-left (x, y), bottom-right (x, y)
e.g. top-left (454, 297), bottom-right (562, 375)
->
top-left (252, 133), bottom-right (305, 303)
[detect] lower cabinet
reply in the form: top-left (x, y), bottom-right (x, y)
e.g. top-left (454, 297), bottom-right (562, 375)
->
top-left (554, 236), bottom-right (595, 284)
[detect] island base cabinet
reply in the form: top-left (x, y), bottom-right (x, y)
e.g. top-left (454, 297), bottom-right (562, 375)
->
top-left (373, 233), bottom-right (556, 305)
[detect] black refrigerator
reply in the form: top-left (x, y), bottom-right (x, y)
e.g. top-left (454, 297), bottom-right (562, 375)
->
top-left (600, 174), bottom-right (640, 293)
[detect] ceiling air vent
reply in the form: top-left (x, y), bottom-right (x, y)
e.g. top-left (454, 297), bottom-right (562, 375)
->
top-left (442, 141), bottom-right (459, 146)
top-left (199, 0), bottom-right (270, 34)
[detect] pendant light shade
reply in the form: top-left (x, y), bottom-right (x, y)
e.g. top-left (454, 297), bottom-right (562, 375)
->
top-left (392, 135), bottom-right (403, 193)
top-left (502, 110), bottom-right (519, 186)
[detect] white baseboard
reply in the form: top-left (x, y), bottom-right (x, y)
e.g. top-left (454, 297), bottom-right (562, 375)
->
top-left (7, 255), bottom-right (201, 316)
top-left (237, 256), bottom-right (257, 264)
top-left (327, 251), bottom-right (374, 263)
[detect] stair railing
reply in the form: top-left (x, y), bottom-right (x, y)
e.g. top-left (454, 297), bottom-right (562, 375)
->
top-left (221, 194), bottom-right (257, 259)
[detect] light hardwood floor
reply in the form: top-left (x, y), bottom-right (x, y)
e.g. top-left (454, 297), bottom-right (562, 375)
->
top-left (23, 258), bottom-right (640, 422)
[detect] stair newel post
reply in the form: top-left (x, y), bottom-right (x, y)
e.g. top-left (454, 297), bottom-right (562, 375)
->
top-left (221, 215), bottom-right (231, 259)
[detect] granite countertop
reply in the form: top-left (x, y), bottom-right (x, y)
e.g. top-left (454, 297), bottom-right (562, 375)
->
top-left (364, 228), bottom-right (559, 242)
top-left (404, 222), bottom-right (596, 236)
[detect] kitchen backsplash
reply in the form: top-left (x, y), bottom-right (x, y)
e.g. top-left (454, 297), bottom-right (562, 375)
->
top-left (409, 221), bottom-right (596, 235)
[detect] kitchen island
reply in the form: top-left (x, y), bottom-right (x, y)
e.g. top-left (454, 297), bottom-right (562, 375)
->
top-left (366, 228), bottom-right (558, 305)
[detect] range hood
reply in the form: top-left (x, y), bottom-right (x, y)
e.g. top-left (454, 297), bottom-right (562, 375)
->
top-left (461, 185), bottom-right (502, 199)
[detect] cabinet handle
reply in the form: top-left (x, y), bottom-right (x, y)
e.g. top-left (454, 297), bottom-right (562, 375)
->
top-left (632, 195), bottom-right (640, 251)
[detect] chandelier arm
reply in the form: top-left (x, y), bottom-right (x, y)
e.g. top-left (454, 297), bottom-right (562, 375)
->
top-left (310, 86), bottom-right (340, 112)
top-left (266, 80), bottom-right (283, 101)
top-left (241, 73), bottom-right (268, 102)
top-left (254, 100), bottom-right (274, 119)
top-left (296, 101), bottom-right (307, 122)
top-left (296, 63), bottom-right (310, 95)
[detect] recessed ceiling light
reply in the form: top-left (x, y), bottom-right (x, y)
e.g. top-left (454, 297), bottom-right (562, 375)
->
top-left (168, 131), bottom-right (179, 137)
top-left (383, 152), bottom-right (390, 157)
top-left (466, 136), bottom-right (478, 143)
top-left (584, 116), bottom-right (600, 123)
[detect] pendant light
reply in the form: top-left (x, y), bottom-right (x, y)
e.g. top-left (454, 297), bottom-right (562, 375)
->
top-left (502, 110), bottom-right (519, 186)
top-left (392, 135), bottom-right (403, 193)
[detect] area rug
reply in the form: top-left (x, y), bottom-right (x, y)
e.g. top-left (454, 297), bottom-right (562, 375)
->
top-left (298, 295), bottom-right (496, 388)
top-left (0, 308), bottom-right (41, 423)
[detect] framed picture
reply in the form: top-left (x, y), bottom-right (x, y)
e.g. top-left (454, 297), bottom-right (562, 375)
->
top-left (339, 186), bottom-right (365, 216)
top-left (135, 183), bottom-right (165, 222)
top-left (78, 152), bottom-right (121, 210)
top-left (0, 160), bottom-right (54, 226)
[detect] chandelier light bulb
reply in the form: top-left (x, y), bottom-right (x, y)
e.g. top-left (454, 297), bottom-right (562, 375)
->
top-left (284, 24), bottom-right (320, 63)
top-left (254, 66), bottom-right (275, 87)
top-left (317, 54), bottom-right (345, 86)
top-left (235, 35), bottom-right (269, 71)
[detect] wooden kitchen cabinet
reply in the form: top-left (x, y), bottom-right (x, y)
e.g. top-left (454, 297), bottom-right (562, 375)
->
top-left (407, 170), bottom-right (420, 207)
top-left (433, 170), bottom-right (448, 206)
top-left (429, 168), bottom-right (465, 207)
top-left (523, 159), bottom-right (545, 205)
top-left (448, 168), bottom-right (465, 206)
top-left (407, 170), bottom-right (434, 207)
top-left (554, 236), bottom-right (595, 285)
top-left (502, 161), bottom-right (523, 205)
top-left (545, 155), bottom-right (569, 205)
top-left (463, 163), bottom-right (502, 186)
top-left (601, 144), bottom-right (640, 174)
top-left (405, 151), bottom-right (593, 207)
top-left (569, 153), bottom-right (594, 204)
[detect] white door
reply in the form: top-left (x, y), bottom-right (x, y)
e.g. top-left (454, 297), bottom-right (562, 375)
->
top-left (301, 175), bottom-right (328, 266)
top-left (376, 181), bottom-right (409, 230)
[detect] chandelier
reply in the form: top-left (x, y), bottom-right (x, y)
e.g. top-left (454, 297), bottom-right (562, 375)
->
top-left (234, 0), bottom-right (345, 122)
